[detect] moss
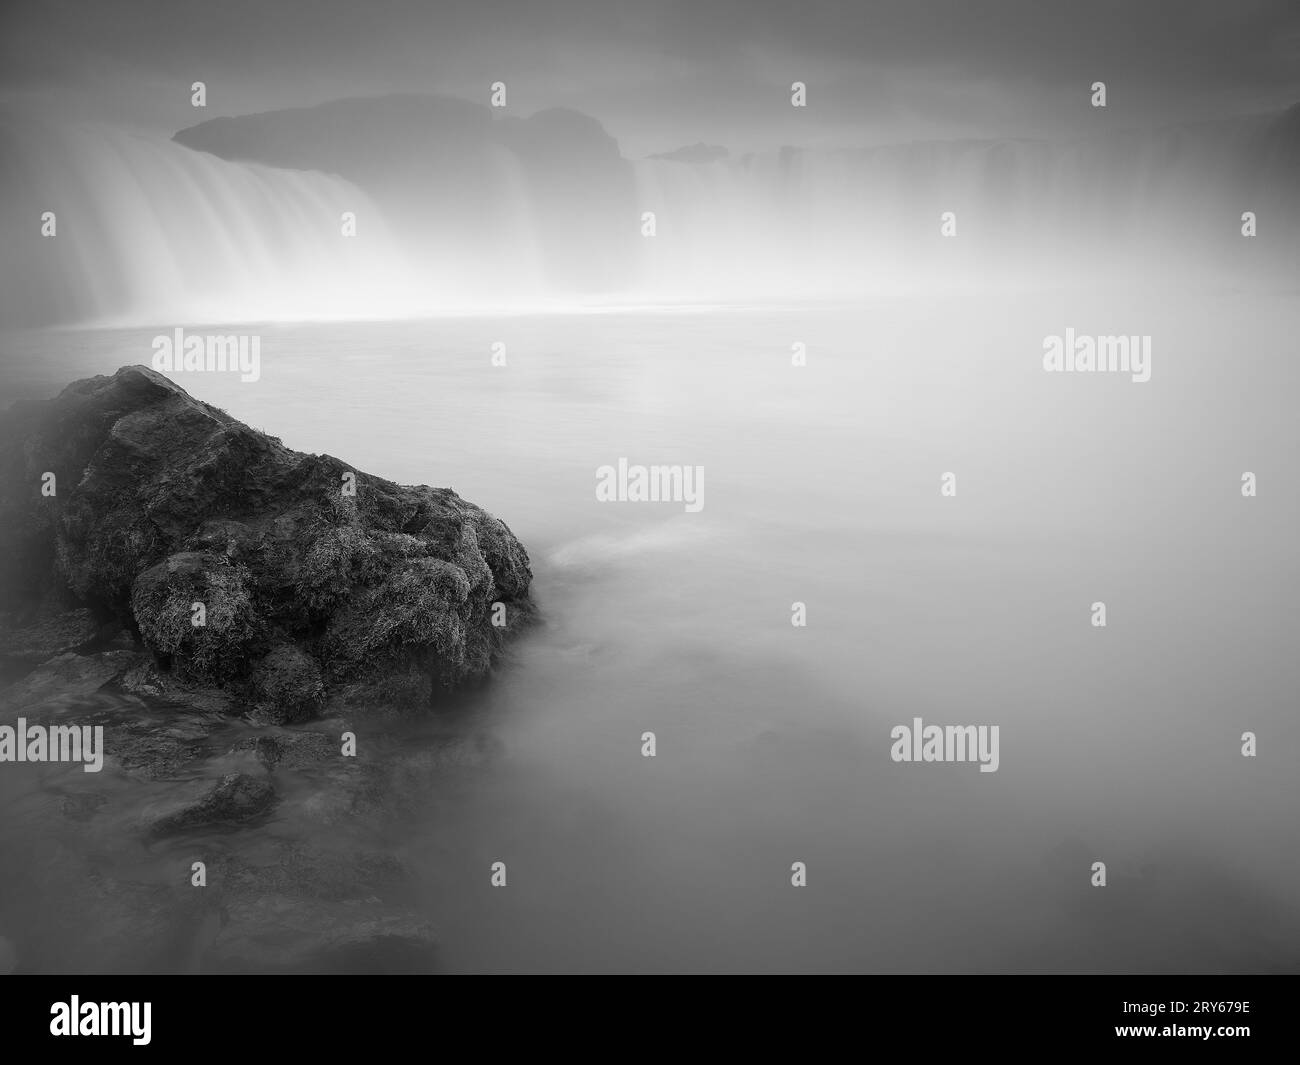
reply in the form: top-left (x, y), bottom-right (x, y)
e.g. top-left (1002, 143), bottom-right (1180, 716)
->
top-left (320, 554), bottom-right (490, 691)
top-left (3, 366), bottom-right (534, 718)
top-left (295, 522), bottom-right (381, 613)
top-left (131, 553), bottom-right (258, 682)
top-left (250, 644), bottom-right (325, 723)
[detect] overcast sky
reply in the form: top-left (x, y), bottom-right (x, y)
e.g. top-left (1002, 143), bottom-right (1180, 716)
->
top-left (3, 0), bottom-right (1298, 154)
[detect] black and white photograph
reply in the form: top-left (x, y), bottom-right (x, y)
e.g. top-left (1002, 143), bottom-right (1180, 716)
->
top-left (0, 0), bottom-right (1297, 1039)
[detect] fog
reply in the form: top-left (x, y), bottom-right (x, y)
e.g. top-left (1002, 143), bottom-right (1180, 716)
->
top-left (1, 0), bottom-right (1297, 974)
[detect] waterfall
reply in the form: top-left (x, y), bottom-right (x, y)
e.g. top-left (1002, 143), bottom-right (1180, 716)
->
top-left (0, 118), bottom-right (424, 327)
top-left (4, 106), bottom-right (1294, 327)
top-left (631, 113), bottom-right (1298, 301)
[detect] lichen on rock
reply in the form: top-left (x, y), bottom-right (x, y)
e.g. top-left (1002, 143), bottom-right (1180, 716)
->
top-left (0, 365), bottom-right (534, 717)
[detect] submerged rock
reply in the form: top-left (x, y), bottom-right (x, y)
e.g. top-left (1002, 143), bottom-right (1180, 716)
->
top-left (0, 365), bottom-right (534, 717)
top-left (142, 772), bottom-right (277, 838)
top-left (206, 894), bottom-right (438, 973)
top-left (233, 727), bottom-right (337, 770)
top-left (0, 649), bottom-right (141, 714)
top-left (0, 606), bottom-right (100, 671)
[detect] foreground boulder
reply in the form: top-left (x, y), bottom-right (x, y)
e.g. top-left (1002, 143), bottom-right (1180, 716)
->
top-left (0, 365), bottom-right (533, 718)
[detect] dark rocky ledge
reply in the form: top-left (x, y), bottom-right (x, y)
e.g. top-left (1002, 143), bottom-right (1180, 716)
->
top-left (0, 365), bottom-right (534, 971)
top-left (0, 364), bottom-right (534, 719)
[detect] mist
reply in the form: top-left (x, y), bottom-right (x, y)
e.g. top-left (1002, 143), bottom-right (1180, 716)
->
top-left (1, 0), bottom-right (1297, 979)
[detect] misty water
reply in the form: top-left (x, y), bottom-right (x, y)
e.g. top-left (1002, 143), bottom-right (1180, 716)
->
top-left (2, 290), bottom-right (1298, 972)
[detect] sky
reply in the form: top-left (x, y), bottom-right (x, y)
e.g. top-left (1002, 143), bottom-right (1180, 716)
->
top-left (2, 0), bottom-right (1299, 154)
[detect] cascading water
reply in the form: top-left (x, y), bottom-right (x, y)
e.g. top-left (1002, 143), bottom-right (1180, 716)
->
top-left (0, 117), bottom-right (425, 327)
top-left (631, 112), bottom-right (1298, 302)
top-left (3, 105), bottom-right (1294, 327)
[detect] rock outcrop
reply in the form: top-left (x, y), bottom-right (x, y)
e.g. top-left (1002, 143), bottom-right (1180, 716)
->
top-left (0, 365), bottom-right (534, 720)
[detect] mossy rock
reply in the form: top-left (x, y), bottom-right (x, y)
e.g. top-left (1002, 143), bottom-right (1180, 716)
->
top-left (0, 366), bottom-right (534, 715)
